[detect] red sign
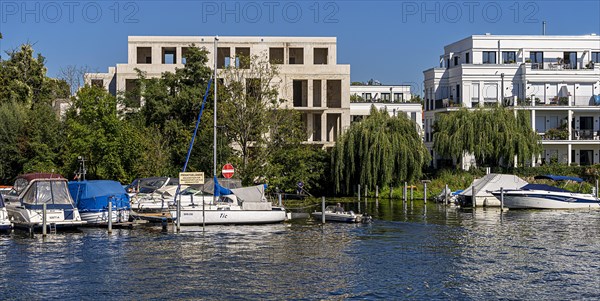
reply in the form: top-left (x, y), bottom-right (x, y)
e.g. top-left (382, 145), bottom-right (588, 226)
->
top-left (222, 163), bottom-right (235, 179)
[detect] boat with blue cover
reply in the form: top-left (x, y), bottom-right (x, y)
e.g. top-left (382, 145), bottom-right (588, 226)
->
top-left (492, 175), bottom-right (600, 209)
top-left (69, 180), bottom-right (131, 225)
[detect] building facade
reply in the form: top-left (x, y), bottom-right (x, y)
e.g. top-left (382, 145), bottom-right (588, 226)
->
top-left (423, 34), bottom-right (600, 168)
top-left (86, 36), bottom-right (351, 147)
top-left (349, 85), bottom-right (422, 132)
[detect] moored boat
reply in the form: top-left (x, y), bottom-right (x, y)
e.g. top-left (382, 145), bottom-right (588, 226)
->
top-left (0, 194), bottom-right (12, 233)
top-left (492, 175), bottom-right (600, 209)
top-left (68, 180), bottom-right (131, 225)
top-left (312, 205), bottom-right (372, 223)
top-left (5, 173), bottom-right (85, 230)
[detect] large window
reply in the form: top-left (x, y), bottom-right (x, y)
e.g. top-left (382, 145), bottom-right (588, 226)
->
top-left (483, 51), bottom-right (496, 64)
top-left (381, 93), bottom-right (390, 102)
top-left (465, 52), bottom-right (470, 64)
top-left (592, 52), bottom-right (600, 63)
top-left (530, 51), bottom-right (544, 69)
top-left (502, 51), bottom-right (517, 64)
top-left (394, 93), bottom-right (403, 102)
top-left (563, 52), bottom-right (577, 69)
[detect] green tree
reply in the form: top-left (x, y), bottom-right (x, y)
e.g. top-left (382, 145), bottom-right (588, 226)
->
top-left (332, 106), bottom-right (430, 194)
top-left (132, 45), bottom-right (230, 176)
top-left (219, 54), bottom-right (280, 183)
top-left (0, 44), bottom-right (69, 105)
top-left (433, 107), bottom-right (542, 168)
top-left (0, 102), bottom-right (28, 182)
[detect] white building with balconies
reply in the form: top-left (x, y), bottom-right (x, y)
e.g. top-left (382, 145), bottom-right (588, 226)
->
top-left (86, 36), bottom-right (351, 147)
top-left (423, 34), bottom-right (600, 168)
top-left (349, 85), bottom-right (422, 132)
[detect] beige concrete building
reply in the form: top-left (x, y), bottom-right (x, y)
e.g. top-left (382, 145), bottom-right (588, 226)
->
top-left (86, 36), bottom-right (351, 147)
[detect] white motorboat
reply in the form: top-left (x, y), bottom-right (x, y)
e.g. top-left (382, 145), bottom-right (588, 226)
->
top-left (492, 175), bottom-right (600, 209)
top-left (0, 194), bottom-right (12, 233)
top-left (5, 173), bottom-right (86, 230)
top-left (312, 205), bottom-right (372, 223)
top-left (170, 37), bottom-right (286, 226)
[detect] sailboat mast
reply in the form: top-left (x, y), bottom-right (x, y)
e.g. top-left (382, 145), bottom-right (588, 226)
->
top-left (213, 36), bottom-right (218, 203)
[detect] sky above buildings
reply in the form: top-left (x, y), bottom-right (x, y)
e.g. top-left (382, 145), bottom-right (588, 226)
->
top-left (1, 0), bottom-right (599, 94)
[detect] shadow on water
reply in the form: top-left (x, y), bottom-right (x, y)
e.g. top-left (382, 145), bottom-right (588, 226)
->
top-left (1, 199), bottom-right (600, 299)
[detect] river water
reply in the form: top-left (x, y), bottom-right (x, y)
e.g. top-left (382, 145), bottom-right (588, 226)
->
top-left (2, 199), bottom-right (600, 300)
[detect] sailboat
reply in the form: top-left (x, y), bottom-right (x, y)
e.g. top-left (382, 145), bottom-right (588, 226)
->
top-left (169, 37), bottom-right (287, 225)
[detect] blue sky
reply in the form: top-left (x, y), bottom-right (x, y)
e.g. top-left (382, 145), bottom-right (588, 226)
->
top-left (1, 1), bottom-right (599, 94)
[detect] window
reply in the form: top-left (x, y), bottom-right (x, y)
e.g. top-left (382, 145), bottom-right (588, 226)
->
top-left (530, 51), bottom-right (544, 69)
top-left (483, 51), bottom-right (496, 64)
top-left (162, 47), bottom-right (176, 64)
top-left (447, 58), bottom-right (450, 69)
top-left (181, 47), bottom-right (190, 64)
top-left (563, 52), bottom-right (577, 69)
top-left (91, 79), bottom-right (103, 88)
top-left (502, 51), bottom-right (516, 64)
top-left (235, 47), bottom-right (250, 69)
top-left (217, 47), bottom-right (230, 69)
top-left (289, 48), bottom-right (304, 64)
top-left (269, 48), bottom-right (284, 64)
top-left (394, 93), bottom-right (403, 102)
top-left (381, 93), bottom-right (390, 102)
top-left (454, 56), bottom-right (459, 66)
top-left (136, 47), bottom-right (152, 64)
top-left (313, 48), bottom-right (328, 64)
top-left (363, 93), bottom-right (372, 101)
top-left (592, 52), bottom-right (600, 63)
top-left (465, 52), bottom-right (470, 64)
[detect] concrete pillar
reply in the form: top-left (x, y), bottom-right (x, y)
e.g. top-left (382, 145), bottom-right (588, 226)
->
top-left (531, 109), bottom-right (536, 167)
top-left (568, 144), bottom-right (572, 166)
top-left (307, 113), bottom-right (314, 142)
top-left (321, 113), bottom-right (327, 143)
top-left (152, 46), bottom-right (161, 65)
top-left (568, 110), bottom-right (573, 141)
top-left (176, 47), bottom-right (183, 64)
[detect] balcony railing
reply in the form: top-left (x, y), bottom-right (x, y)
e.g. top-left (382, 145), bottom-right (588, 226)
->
top-left (572, 130), bottom-right (600, 141)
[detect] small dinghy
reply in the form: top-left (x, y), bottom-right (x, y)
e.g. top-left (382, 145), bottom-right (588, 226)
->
top-left (312, 205), bottom-right (372, 223)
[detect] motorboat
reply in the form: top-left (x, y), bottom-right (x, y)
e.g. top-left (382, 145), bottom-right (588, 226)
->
top-left (312, 205), bottom-right (372, 223)
top-left (0, 194), bottom-right (12, 233)
top-left (492, 175), bottom-right (600, 209)
top-left (170, 180), bottom-right (287, 225)
top-left (5, 173), bottom-right (85, 230)
top-left (126, 177), bottom-right (179, 195)
top-left (68, 180), bottom-right (131, 225)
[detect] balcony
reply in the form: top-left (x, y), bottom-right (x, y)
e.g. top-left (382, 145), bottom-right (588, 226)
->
top-left (572, 129), bottom-right (600, 141)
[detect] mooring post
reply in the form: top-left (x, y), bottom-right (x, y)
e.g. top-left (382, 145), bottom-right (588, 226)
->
top-left (423, 182), bottom-right (428, 204)
top-left (358, 184), bottom-right (361, 202)
top-left (176, 195), bottom-right (181, 232)
top-left (596, 179), bottom-right (599, 199)
top-left (445, 184), bottom-right (449, 205)
top-left (278, 193), bottom-right (282, 207)
top-left (500, 187), bottom-right (505, 211)
top-left (375, 185), bottom-right (379, 198)
top-left (404, 182), bottom-right (407, 203)
top-left (472, 185), bottom-right (476, 208)
top-left (410, 185), bottom-right (414, 201)
top-left (389, 185), bottom-right (393, 199)
top-left (108, 201), bottom-right (113, 234)
top-left (42, 203), bottom-right (47, 237)
top-left (161, 217), bottom-right (168, 232)
top-left (321, 196), bottom-right (326, 224)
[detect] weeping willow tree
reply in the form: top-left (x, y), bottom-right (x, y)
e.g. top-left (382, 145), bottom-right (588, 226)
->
top-left (332, 107), bottom-right (430, 194)
top-left (433, 107), bottom-right (542, 167)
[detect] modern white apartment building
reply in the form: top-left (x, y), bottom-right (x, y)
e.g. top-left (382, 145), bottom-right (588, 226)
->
top-left (349, 85), bottom-right (422, 132)
top-left (423, 34), bottom-right (600, 168)
top-left (86, 36), bottom-right (351, 147)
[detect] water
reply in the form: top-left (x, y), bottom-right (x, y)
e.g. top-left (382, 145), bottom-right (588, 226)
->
top-left (2, 200), bottom-right (600, 300)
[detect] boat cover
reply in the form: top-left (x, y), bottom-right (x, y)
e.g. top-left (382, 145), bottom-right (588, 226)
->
top-left (534, 175), bottom-right (583, 182)
top-left (460, 174), bottom-right (528, 197)
top-left (520, 184), bottom-right (571, 193)
top-left (68, 180), bottom-right (131, 211)
top-left (202, 177), bottom-right (241, 195)
top-left (231, 184), bottom-right (272, 210)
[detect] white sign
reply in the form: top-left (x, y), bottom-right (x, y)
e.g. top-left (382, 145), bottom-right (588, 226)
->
top-left (179, 172), bottom-right (205, 185)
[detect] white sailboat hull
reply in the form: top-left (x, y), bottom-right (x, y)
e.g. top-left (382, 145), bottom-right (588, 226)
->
top-left (496, 191), bottom-right (600, 209)
top-left (170, 206), bottom-right (287, 225)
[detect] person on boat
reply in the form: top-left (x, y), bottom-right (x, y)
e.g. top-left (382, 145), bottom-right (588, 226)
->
top-left (334, 203), bottom-right (344, 213)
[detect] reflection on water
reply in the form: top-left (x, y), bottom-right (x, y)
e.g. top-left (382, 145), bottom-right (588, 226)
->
top-left (1, 199), bottom-right (600, 299)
